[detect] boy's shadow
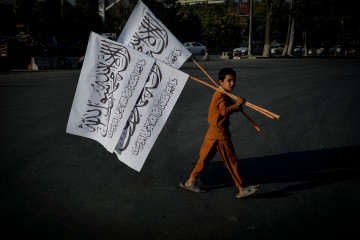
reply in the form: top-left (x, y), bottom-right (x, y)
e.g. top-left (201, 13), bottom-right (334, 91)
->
top-left (198, 145), bottom-right (360, 198)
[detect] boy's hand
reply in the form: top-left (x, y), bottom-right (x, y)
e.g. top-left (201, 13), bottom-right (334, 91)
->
top-left (235, 97), bottom-right (246, 107)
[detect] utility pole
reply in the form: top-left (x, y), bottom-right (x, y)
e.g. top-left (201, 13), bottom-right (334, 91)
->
top-left (61, 0), bottom-right (64, 23)
top-left (239, 0), bottom-right (252, 57)
top-left (99, 0), bottom-right (107, 32)
top-left (248, 0), bottom-right (253, 57)
top-left (100, 0), bottom-right (129, 32)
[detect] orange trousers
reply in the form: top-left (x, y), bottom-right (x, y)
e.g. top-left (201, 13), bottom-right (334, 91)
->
top-left (190, 136), bottom-right (244, 188)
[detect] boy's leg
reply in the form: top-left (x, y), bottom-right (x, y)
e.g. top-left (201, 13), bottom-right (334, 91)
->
top-left (216, 139), bottom-right (244, 188)
top-left (185, 138), bottom-right (217, 186)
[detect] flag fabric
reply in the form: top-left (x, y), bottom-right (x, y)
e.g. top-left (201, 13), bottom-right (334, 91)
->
top-left (67, 1), bottom-right (191, 171)
top-left (118, 0), bottom-right (192, 69)
top-left (114, 60), bottom-right (189, 171)
top-left (66, 32), bottom-right (156, 152)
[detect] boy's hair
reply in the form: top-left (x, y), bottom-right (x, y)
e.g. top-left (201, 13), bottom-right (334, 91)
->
top-left (218, 68), bottom-right (237, 81)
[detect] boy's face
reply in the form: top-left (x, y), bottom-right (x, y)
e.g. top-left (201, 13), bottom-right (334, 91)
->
top-left (219, 74), bottom-right (236, 92)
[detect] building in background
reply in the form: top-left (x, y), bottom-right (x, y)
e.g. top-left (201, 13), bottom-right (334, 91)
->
top-left (177, 0), bottom-right (234, 5)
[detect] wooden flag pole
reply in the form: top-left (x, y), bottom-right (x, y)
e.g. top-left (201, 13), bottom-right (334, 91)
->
top-left (242, 111), bottom-right (261, 132)
top-left (191, 57), bottom-right (219, 87)
top-left (189, 75), bottom-right (263, 131)
top-left (245, 102), bottom-right (280, 119)
top-left (190, 58), bottom-right (280, 119)
top-left (188, 75), bottom-right (275, 119)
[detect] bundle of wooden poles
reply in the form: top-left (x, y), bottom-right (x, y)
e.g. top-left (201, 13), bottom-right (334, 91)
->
top-left (189, 57), bottom-right (279, 132)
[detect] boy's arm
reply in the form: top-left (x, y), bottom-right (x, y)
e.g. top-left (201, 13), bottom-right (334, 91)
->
top-left (218, 96), bottom-right (245, 116)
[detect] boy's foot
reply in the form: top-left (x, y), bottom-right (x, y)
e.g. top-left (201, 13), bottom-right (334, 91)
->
top-left (236, 185), bottom-right (260, 199)
top-left (179, 182), bottom-right (205, 193)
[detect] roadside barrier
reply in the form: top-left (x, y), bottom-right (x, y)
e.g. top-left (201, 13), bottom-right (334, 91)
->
top-left (202, 52), bottom-right (210, 61)
top-left (28, 57), bottom-right (50, 70)
top-left (221, 52), bottom-right (233, 59)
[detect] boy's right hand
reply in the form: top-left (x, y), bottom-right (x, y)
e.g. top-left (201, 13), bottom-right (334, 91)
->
top-left (235, 97), bottom-right (246, 107)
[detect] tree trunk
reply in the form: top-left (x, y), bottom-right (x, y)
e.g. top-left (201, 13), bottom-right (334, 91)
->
top-left (282, 14), bottom-right (292, 56)
top-left (304, 29), bottom-right (308, 56)
top-left (282, 0), bottom-right (293, 56)
top-left (287, 17), bottom-right (295, 56)
top-left (262, 0), bottom-right (273, 57)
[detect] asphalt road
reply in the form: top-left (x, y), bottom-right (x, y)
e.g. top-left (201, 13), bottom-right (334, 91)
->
top-left (1, 57), bottom-right (360, 240)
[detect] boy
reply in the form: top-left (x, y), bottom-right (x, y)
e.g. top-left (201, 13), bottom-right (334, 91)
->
top-left (180, 68), bottom-right (259, 198)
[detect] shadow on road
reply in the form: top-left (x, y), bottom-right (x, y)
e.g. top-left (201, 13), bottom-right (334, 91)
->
top-left (198, 145), bottom-right (360, 195)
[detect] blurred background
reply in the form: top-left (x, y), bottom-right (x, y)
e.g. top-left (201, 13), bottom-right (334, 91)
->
top-left (1, 0), bottom-right (359, 70)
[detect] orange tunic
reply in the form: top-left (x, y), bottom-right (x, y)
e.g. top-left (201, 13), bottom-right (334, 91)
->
top-left (190, 89), bottom-right (244, 187)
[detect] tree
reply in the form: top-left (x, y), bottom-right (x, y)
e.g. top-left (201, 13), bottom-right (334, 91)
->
top-left (262, 0), bottom-right (283, 57)
top-left (177, 3), bottom-right (246, 52)
top-left (282, 0), bottom-right (296, 56)
top-left (294, 0), bottom-right (360, 56)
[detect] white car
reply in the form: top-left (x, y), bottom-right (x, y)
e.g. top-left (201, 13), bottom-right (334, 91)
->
top-left (271, 44), bottom-right (285, 55)
top-left (294, 46), bottom-right (305, 54)
top-left (233, 46), bottom-right (248, 56)
top-left (316, 47), bottom-right (325, 55)
top-left (328, 45), bottom-right (342, 54)
top-left (184, 42), bottom-right (207, 55)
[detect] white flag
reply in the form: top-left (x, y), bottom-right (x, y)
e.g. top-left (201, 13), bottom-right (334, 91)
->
top-left (66, 32), bottom-right (156, 152)
top-left (114, 60), bottom-right (189, 171)
top-left (118, 0), bottom-right (192, 69)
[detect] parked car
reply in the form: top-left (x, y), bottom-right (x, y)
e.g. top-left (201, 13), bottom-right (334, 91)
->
top-left (271, 44), bottom-right (285, 55)
top-left (183, 42), bottom-right (207, 55)
top-left (252, 46), bottom-right (264, 55)
top-left (311, 44), bottom-right (343, 55)
top-left (294, 45), bottom-right (305, 55)
top-left (328, 45), bottom-right (342, 55)
top-left (233, 46), bottom-right (248, 56)
top-left (315, 47), bottom-right (325, 55)
top-left (307, 48), bottom-right (315, 55)
top-left (0, 36), bottom-right (11, 69)
top-left (0, 36), bottom-right (10, 57)
top-left (345, 48), bottom-right (357, 56)
top-left (233, 41), bottom-right (264, 56)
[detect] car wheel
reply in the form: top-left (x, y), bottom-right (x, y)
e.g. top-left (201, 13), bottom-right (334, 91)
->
top-left (201, 50), bottom-right (205, 55)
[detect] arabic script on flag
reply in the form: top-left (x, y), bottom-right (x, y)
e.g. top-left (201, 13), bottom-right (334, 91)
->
top-left (118, 0), bottom-right (192, 69)
top-left (66, 32), bottom-right (156, 152)
top-left (114, 61), bottom-right (189, 171)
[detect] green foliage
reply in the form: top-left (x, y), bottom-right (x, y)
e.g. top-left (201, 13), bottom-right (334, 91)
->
top-left (173, 3), bottom-right (248, 52)
top-left (2, 0), bottom-right (359, 53)
top-left (5, 0), bottom-right (102, 45)
top-left (252, 1), bottom-right (267, 43)
top-left (271, 0), bottom-right (289, 43)
top-left (296, 0), bottom-right (360, 49)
